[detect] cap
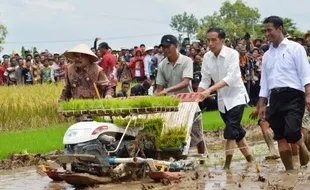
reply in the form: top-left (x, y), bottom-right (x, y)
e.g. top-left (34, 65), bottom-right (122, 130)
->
top-left (160, 34), bottom-right (178, 47)
top-left (2, 53), bottom-right (10, 58)
top-left (98, 42), bottom-right (111, 50)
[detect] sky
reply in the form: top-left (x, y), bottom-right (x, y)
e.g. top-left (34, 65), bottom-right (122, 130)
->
top-left (0, 0), bottom-right (309, 54)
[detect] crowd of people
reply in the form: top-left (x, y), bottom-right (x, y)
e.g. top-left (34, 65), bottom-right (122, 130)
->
top-left (0, 30), bottom-right (310, 106)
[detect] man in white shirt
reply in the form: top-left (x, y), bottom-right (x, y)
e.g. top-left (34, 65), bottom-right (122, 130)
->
top-left (257, 16), bottom-right (310, 170)
top-left (196, 27), bottom-right (253, 169)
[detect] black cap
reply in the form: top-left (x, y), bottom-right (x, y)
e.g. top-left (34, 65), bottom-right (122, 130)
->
top-left (160, 34), bottom-right (178, 46)
top-left (98, 42), bottom-right (111, 50)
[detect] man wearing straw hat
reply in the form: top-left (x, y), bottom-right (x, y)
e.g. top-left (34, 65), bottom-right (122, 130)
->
top-left (59, 43), bottom-right (114, 101)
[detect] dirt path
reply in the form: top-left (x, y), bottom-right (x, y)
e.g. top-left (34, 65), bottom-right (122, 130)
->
top-left (1, 125), bottom-right (310, 190)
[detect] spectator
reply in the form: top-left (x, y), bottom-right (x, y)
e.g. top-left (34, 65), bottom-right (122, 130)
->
top-left (129, 48), bottom-right (145, 82)
top-left (130, 79), bottom-right (151, 96)
top-left (22, 59), bottom-right (34, 85)
top-left (15, 58), bottom-right (24, 85)
top-left (116, 81), bottom-right (130, 97)
top-left (144, 47), bottom-right (154, 80)
top-left (41, 59), bottom-right (52, 84)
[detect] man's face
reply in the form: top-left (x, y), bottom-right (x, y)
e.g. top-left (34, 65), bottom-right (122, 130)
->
top-left (158, 47), bottom-right (163, 53)
top-left (40, 56), bottom-right (45, 62)
top-left (26, 61), bottom-right (31, 68)
top-left (190, 48), bottom-right (196, 55)
top-left (200, 48), bottom-right (206, 55)
top-left (140, 46), bottom-right (145, 52)
top-left (59, 57), bottom-right (65, 64)
top-left (186, 45), bottom-right (190, 52)
top-left (74, 53), bottom-right (89, 68)
top-left (193, 42), bottom-right (198, 49)
top-left (207, 32), bottom-right (224, 54)
top-left (18, 59), bottom-right (24, 66)
top-left (240, 49), bottom-right (246, 56)
top-left (43, 60), bottom-right (49, 67)
top-left (35, 56), bottom-right (40, 63)
top-left (11, 58), bottom-right (17, 66)
top-left (264, 23), bottom-right (282, 43)
top-left (3, 57), bottom-right (9, 64)
top-left (122, 84), bottom-right (130, 92)
top-left (99, 47), bottom-right (106, 56)
top-left (162, 44), bottom-right (177, 58)
top-left (194, 55), bottom-right (202, 64)
top-left (306, 40), bottom-right (310, 47)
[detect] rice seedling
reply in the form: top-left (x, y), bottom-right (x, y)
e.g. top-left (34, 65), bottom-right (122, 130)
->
top-left (157, 126), bottom-right (187, 148)
top-left (60, 96), bottom-right (180, 111)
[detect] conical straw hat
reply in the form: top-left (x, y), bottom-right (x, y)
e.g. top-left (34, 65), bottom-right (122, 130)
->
top-left (64, 43), bottom-right (99, 63)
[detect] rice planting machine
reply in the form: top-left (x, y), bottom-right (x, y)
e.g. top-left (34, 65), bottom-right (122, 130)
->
top-left (42, 93), bottom-right (207, 186)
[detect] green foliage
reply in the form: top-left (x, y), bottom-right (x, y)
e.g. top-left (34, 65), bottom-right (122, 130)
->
top-left (0, 124), bottom-right (70, 159)
top-left (197, 0), bottom-right (260, 40)
top-left (21, 46), bottom-right (26, 58)
top-left (158, 126), bottom-right (187, 148)
top-left (32, 47), bottom-right (38, 55)
top-left (112, 117), bottom-right (165, 138)
top-left (0, 24), bottom-right (8, 54)
top-left (170, 12), bottom-right (199, 39)
top-left (60, 96), bottom-right (180, 111)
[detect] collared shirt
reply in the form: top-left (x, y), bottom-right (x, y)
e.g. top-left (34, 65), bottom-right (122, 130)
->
top-left (144, 54), bottom-right (153, 78)
top-left (199, 45), bottom-right (249, 113)
top-left (60, 63), bottom-right (114, 100)
top-left (156, 53), bottom-right (193, 95)
top-left (259, 38), bottom-right (310, 98)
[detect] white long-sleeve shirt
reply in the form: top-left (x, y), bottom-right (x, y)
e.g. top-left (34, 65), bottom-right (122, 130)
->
top-left (144, 54), bottom-right (153, 78)
top-left (259, 38), bottom-right (310, 98)
top-left (199, 45), bottom-right (249, 113)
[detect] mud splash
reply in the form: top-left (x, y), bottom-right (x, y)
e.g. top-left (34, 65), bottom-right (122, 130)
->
top-left (0, 150), bottom-right (63, 170)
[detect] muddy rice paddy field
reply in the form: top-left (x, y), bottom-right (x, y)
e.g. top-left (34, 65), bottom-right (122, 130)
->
top-left (1, 125), bottom-right (310, 190)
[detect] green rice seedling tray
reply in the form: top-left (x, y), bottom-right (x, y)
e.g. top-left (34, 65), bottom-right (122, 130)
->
top-left (60, 106), bottom-right (179, 117)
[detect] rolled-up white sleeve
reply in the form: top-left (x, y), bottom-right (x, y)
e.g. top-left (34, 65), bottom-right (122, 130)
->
top-left (198, 54), bottom-right (211, 90)
top-left (259, 56), bottom-right (269, 98)
top-left (295, 45), bottom-right (310, 87)
top-left (222, 51), bottom-right (240, 87)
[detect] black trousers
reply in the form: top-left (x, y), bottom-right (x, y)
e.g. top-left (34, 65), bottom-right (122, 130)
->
top-left (269, 87), bottom-right (305, 143)
top-left (220, 105), bottom-right (246, 142)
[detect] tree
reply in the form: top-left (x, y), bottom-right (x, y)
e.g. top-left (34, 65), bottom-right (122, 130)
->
top-left (170, 12), bottom-right (199, 40)
top-left (0, 24), bottom-right (8, 54)
top-left (21, 46), bottom-right (26, 58)
top-left (32, 47), bottom-right (38, 55)
top-left (197, 0), bottom-right (261, 40)
top-left (282, 17), bottom-right (304, 37)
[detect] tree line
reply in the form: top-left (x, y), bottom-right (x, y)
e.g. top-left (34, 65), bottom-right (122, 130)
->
top-left (170, 0), bottom-right (305, 42)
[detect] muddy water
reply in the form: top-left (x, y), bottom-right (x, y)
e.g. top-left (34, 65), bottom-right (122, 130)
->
top-left (2, 126), bottom-right (310, 190)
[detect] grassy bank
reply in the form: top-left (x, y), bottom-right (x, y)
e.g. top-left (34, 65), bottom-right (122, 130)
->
top-left (0, 123), bottom-right (71, 160)
top-left (202, 107), bottom-right (255, 131)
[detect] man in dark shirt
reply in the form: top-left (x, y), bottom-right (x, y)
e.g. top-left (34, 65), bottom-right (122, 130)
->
top-left (130, 79), bottom-right (151, 96)
top-left (193, 54), bottom-right (202, 80)
top-left (116, 81), bottom-right (130, 97)
top-left (22, 59), bottom-right (33, 85)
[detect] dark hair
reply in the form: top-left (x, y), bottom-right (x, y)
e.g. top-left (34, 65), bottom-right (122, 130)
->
top-left (122, 81), bottom-right (130, 86)
top-left (26, 58), bottom-right (31, 62)
top-left (140, 44), bottom-right (145, 47)
top-left (207, 27), bottom-right (226, 39)
top-left (192, 78), bottom-right (200, 84)
top-left (263, 16), bottom-right (283, 29)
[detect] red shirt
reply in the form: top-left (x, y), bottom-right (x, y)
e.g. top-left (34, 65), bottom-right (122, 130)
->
top-left (0, 65), bottom-right (8, 86)
top-left (100, 52), bottom-right (117, 86)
